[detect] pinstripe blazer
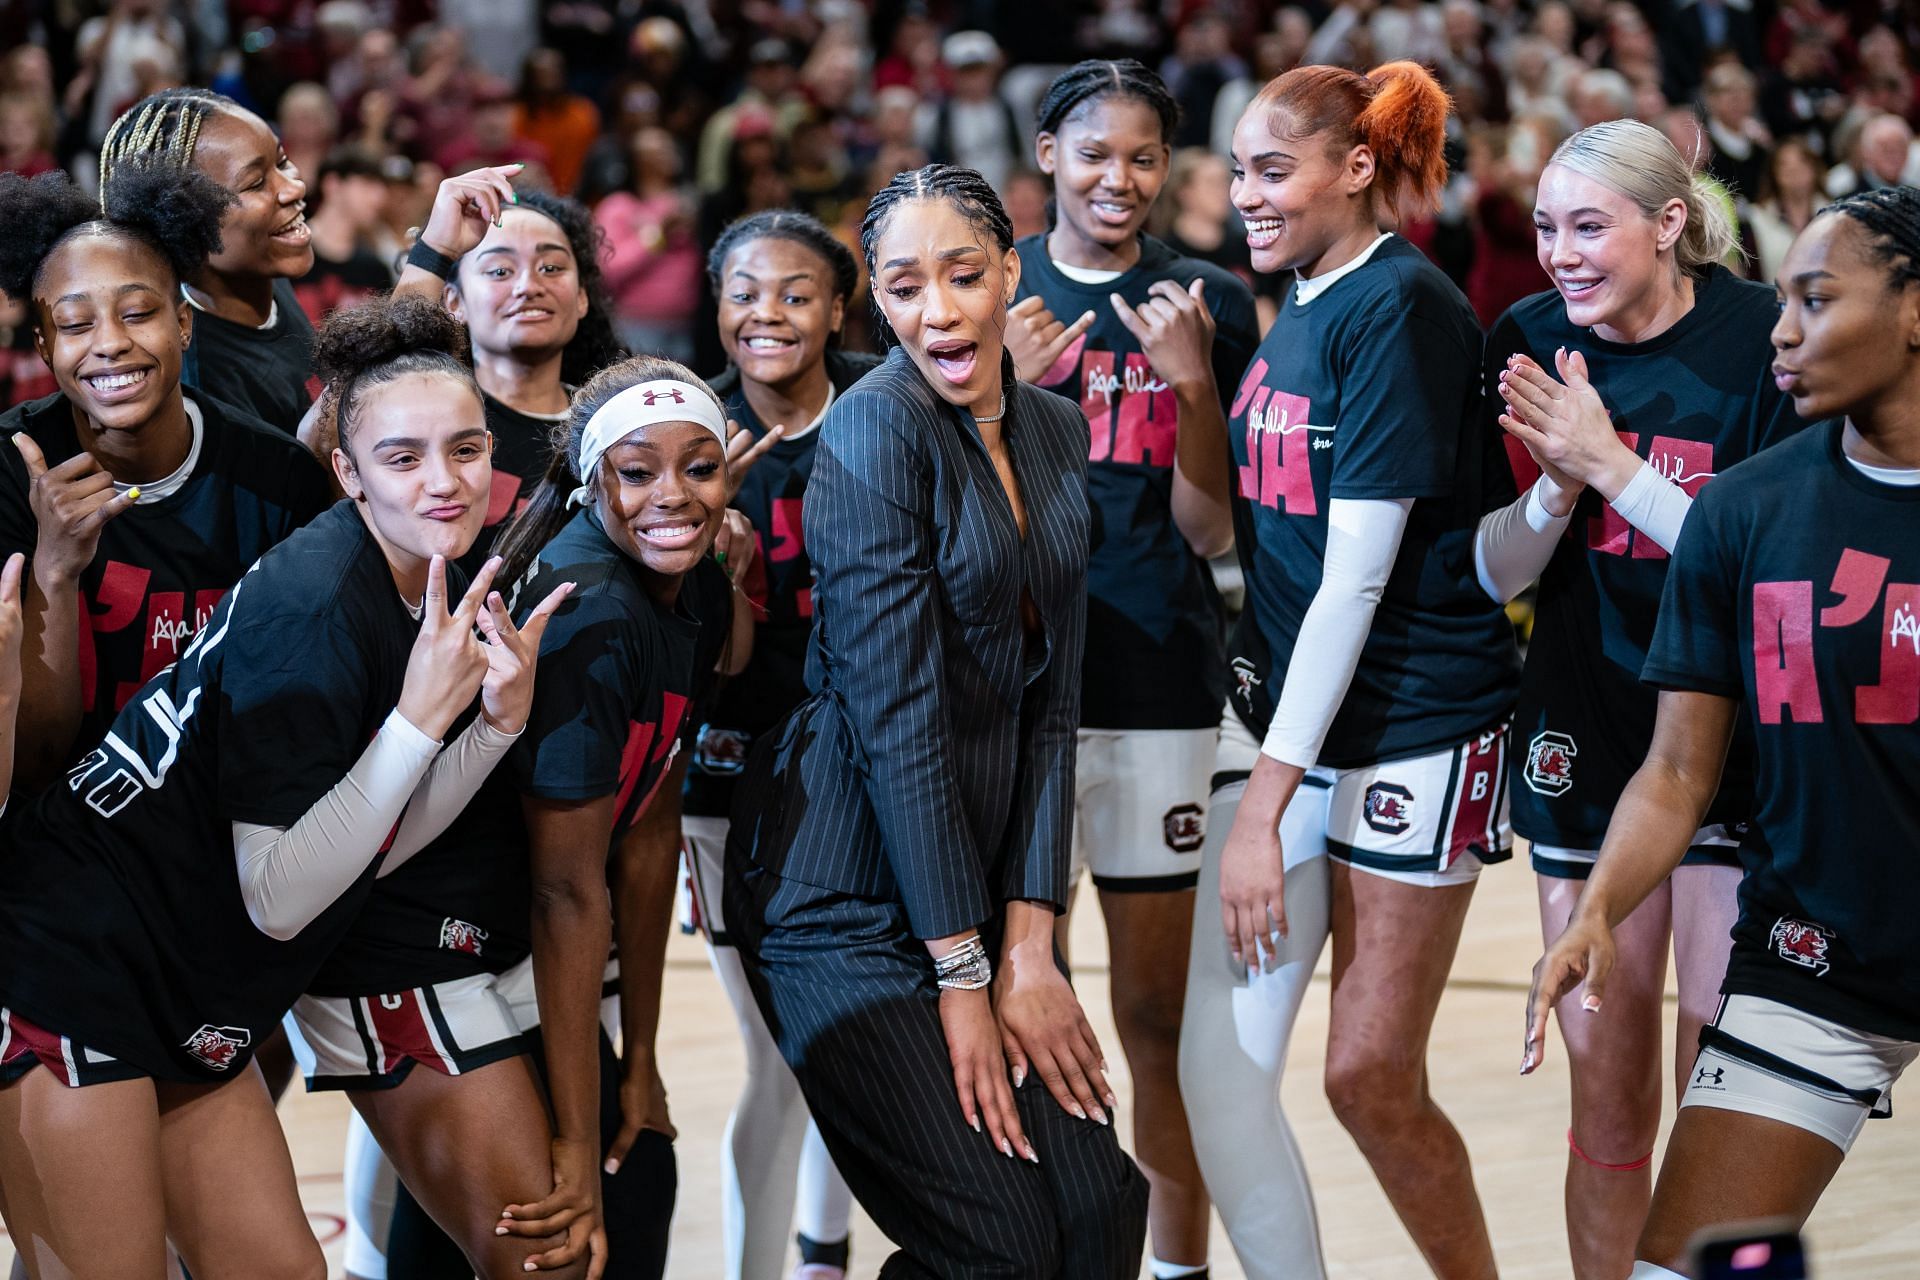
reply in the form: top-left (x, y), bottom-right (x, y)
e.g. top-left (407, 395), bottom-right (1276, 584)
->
top-left (730, 346), bottom-right (1091, 940)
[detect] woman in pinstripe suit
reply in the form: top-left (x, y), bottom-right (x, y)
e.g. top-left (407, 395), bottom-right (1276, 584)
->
top-left (726, 165), bottom-right (1149, 1278)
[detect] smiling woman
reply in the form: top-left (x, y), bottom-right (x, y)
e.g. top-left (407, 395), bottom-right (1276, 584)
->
top-left (724, 164), bottom-right (1149, 1278)
top-left (100, 89), bottom-right (322, 435)
top-left (295, 352), bottom-right (738, 1280)
top-left (0, 290), bottom-right (549, 1278)
top-left (0, 164), bottom-right (330, 794)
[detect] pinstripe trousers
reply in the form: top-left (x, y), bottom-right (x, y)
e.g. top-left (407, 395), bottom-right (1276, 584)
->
top-left (728, 861), bottom-right (1148, 1279)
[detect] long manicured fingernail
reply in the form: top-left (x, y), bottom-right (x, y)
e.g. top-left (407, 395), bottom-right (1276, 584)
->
top-left (1012, 1064), bottom-right (1025, 1088)
top-left (501, 1210), bottom-right (514, 1219)
top-left (1069, 1102), bottom-right (1086, 1120)
top-left (1104, 1090), bottom-right (1117, 1107)
top-left (971, 1114), bottom-right (981, 1133)
top-left (1000, 1138), bottom-right (1014, 1158)
top-left (127, 487), bottom-right (141, 501)
top-left (604, 1157), bottom-right (619, 1174)
top-left (524, 1262), bottom-right (537, 1272)
top-left (1024, 1143), bottom-right (1040, 1164)
top-left (496, 1225), bottom-right (509, 1236)
top-left (1582, 995), bottom-right (1601, 1012)
top-left (1090, 1106), bottom-right (1108, 1126)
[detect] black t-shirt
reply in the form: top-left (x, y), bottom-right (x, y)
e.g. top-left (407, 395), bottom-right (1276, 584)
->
top-left (1644, 423), bottom-right (1920, 1040)
top-left (0, 503), bottom-right (421, 1080)
top-left (1226, 236), bottom-right (1519, 767)
top-left (308, 507), bottom-right (732, 994)
top-left (1013, 233), bottom-right (1258, 730)
top-left (455, 392), bottom-right (566, 581)
top-left (293, 250), bottom-right (394, 328)
top-left (684, 349), bottom-right (879, 818)
top-left (1488, 269), bottom-right (1805, 848)
top-left (180, 279), bottom-right (317, 435)
top-left (0, 391), bottom-right (332, 764)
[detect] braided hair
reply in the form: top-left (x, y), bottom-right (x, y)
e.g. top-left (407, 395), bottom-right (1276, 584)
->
top-left (0, 163), bottom-right (232, 306)
top-left (1822, 185), bottom-right (1920, 292)
top-left (1035, 59), bottom-right (1179, 142)
top-left (98, 88), bottom-right (235, 193)
top-left (858, 164), bottom-right (1013, 350)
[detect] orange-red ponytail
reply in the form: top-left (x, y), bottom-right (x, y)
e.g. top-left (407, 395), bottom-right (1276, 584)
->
top-left (1248, 60), bottom-right (1452, 217)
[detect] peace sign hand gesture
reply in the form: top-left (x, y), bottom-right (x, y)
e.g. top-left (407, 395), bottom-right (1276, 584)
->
top-left (474, 572), bottom-right (574, 736)
top-left (395, 556), bottom-right (496, 742)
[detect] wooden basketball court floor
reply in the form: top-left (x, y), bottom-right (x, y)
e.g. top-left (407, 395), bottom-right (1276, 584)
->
top-left (4, 858), bottom-right (1914, 1277)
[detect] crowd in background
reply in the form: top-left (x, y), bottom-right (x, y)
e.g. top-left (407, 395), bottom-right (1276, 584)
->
top-left (2, 0), bottom-right (1918, 399)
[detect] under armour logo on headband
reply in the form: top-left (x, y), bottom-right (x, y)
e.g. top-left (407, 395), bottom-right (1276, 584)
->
top-left (642, 388), bottom-right (686, 405)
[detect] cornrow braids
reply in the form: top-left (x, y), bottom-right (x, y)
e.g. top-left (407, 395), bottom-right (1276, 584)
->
top-left (1824, 185), bottom-right (1920, 292)
top-left (1035, 59), bottom-right (1179, 142)
top-left (706, 210), bottom-right (860, 308)
top-left (99, 88), bottom-right (234, 192)
top-left (859, 164), bottom-right (1014, 349)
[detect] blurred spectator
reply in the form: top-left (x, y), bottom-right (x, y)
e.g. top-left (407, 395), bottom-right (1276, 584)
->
top-left (595, 125), bottom-right (703, 363)
top-left (1760, 28), bottom-right (1846, 150)
top-left (1703, 62), bottom-right (1771, 201)
top-left (439, 0), bottom-right (538, 81)
top-left (294, 145), bottom-right (395, 325)
top-left (0, 287), bottom-right (56, 410)
top-left (1825, 111), bottom-right (1920, 195)
top-left (853, 84), bottom-right (926, 178)
top-left (437, 79), bottom-right (552, 181)
top-left (787, 114), bottom-right (854, 226)
top-left (873, 9), bottom-right (947, 98)
top-left (1855, 28), bottom-right (1920, 129)
top-left (1371, 0), bottom-right (1449, 65)
top-left (1439, 0), bottom-right (1509, 122)
top-left (1745, 136), bottom-right (1825, 283)
top-left (1212, 15), bottom-right (1312, 158)
top-left (0, 91), bottom-right (57, 178)
top-left (1660, 0), bottom-right (1762, 102)
top-left (1003, 168), bottom-right (1049, 241)
top-left (698, 38), bottom-right (809, 193)
top-left (1570, 67), bottom-right (1634, 127)
top-left (393, 24), bottom-right (482, 160)
top-left (917, 31), bottom-right (1021, 191)
top-left (1601, 5), bottom-right (1663, 96)
top-left (513, 48), bottom-right (601, 196)
top-left (329, 27), bottom-right (407, 123)
top-left (277, 82), bottom-right (338, 195)
top-left (1504, 34), bottom-right (1577, 132)
top-left (376, 152), bottom-right (438, 264)
top-left (1162, 12), bottom-right (1244, 148)
top-left (70, 0), bottom-right (187, 153)
top-left (1464, 119), bottom-right (1552, 326)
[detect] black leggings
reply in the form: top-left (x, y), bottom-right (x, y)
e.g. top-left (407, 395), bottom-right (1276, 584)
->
top-left (384, 1026), bottom-right (677, 1278)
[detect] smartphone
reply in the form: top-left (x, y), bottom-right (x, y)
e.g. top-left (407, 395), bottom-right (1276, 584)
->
top-left (1693, 1225), bottom-right (1809, 1280)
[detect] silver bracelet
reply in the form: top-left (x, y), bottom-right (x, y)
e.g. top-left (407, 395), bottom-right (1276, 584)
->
top-left (934, 935), bottom-right (992, 990)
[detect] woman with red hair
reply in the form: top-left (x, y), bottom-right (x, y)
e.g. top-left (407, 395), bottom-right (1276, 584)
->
top-left (1179, 63), bottom-right (1519, 1280)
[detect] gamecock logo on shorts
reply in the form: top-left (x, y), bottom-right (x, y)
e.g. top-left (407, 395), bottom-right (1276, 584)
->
top-left (1162, 803), bottom-right (1205, 853)
top-left (694, 724), bottom-right (750, 775)
top-left (439, 917), bottom-right (489, 956)
top-left (1524, 730), bottom-right (1578, 796)
top-left (182, 1024), bottom-right (252, 1071)
top-left (1769, 917), bottom-right (1834, 976)
top-left (1363, 782), bottom-right (1415, 835)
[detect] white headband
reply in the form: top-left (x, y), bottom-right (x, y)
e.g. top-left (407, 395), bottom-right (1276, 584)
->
top-left (567, 378), bottom-right (730, 508)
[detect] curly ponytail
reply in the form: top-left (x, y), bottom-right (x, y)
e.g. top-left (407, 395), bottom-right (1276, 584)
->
top-left (1247, 60), bottom-right (1453, 218)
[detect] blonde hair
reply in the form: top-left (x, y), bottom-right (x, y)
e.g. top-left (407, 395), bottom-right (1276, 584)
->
top-left (1549, 118), bottom-right (1736, 272)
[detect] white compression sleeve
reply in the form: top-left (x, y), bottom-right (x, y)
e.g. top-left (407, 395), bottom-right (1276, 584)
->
top-left (1473, 476), bottom-right (1575, 602)
top-left (1179, 763), bottom-right (1332, 1280)
top-left (1610, 460), bottom-right (1693, 554)
top-left (379, 714), bottom-right (521, 871)
top-left (1259, 497), bottom-right (1412, 769)
top-left (232, 709), bottom-right (440, 941)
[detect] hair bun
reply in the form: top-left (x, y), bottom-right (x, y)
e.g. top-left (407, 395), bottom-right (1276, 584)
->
top-left (0, 170), bottom-right (100, 302)
top-left (314, 293), bottom-right (470, 389)
top-left (99, 159), bottom-right (234, 281)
